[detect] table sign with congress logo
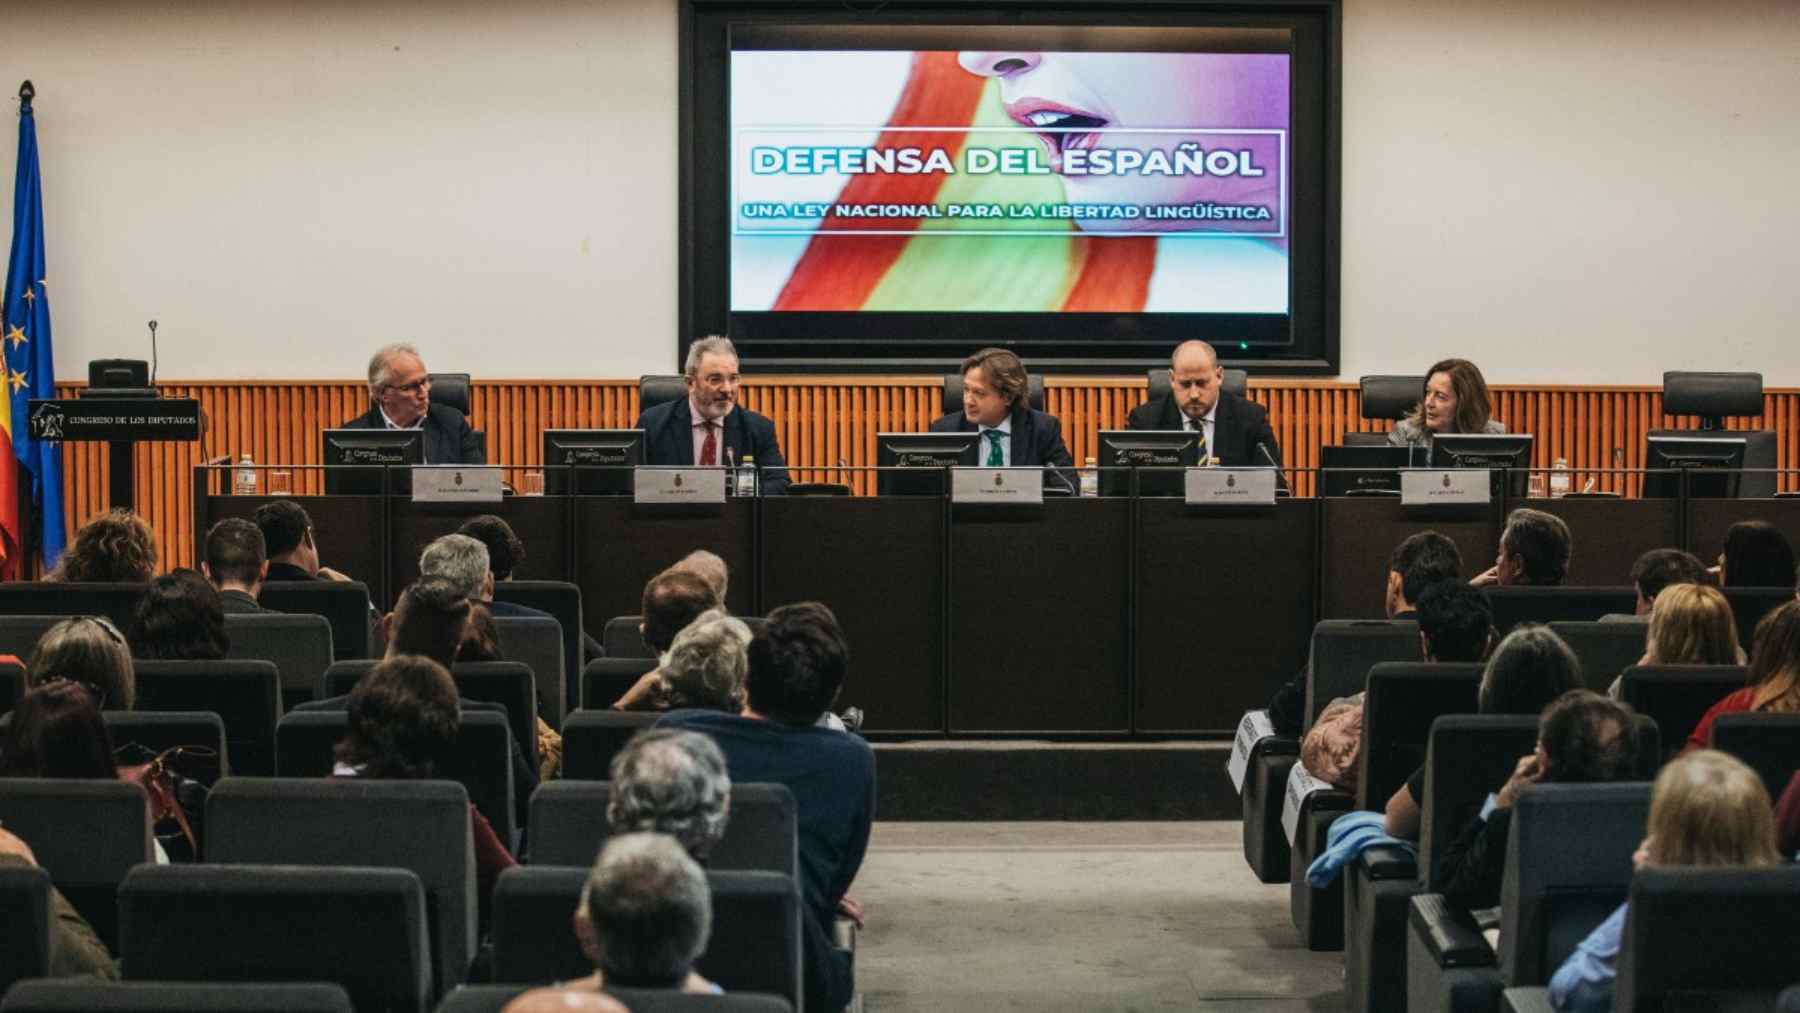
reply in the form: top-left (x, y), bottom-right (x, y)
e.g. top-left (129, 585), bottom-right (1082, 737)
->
top-left (634, 467), bottom-right (727, 505)
top-left (1186, 467), bottom-right (1278, 506)
top-left (412, 466), bottom-right (503, 503)
top-left (1400, 468), bottom-right (1490, 506)
top-left (951, 467), bottom-right (1045, 505)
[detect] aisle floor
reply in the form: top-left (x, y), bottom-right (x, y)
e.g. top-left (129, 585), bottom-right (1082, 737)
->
top-left (853, 821), bottom-right (1345, 1012)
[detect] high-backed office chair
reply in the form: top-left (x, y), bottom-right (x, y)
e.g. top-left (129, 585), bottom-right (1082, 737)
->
top-left (640, 375), bottom-right (687, 412)
top-left (1145, 367), bottom-right (1249, 403)
top-left (941, 370), bottom-right (1046, 417)
top-left (427, 372), bottom-right (487, 461)
top-left (1343, 375), bottom-right (1424, 446)
top-left (1651, 371), bottom-right (1777, 498)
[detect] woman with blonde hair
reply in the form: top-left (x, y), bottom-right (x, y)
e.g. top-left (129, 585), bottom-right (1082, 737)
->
top-left (1548, 750), bottom-right (1779, 1011)
top-left (1685, 599), bottom-right (1800, 751)
top-left (27, 616), bottom-right (135, 710)
top-left (45, 509), bottom-right (158, 583)
top-left (1609, 582), bottom-right (1742, 699)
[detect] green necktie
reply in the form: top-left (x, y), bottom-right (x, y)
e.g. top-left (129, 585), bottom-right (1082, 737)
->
top-left (984, 429), bottom-right (1005, 467)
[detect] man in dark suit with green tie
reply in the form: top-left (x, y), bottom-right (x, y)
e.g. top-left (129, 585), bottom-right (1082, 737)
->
top-left (927, 347), bottom-right (1077, 494)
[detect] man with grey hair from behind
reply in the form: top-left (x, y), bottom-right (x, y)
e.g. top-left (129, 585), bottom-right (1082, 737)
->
top-left (607, 728), bottom-right (732, 860)
top-left (635, 335), bottom-right (791, 494)
top-left (339, 342), bottom-right (484, 464)
top-left (419, 533), bottom-right (492, 602)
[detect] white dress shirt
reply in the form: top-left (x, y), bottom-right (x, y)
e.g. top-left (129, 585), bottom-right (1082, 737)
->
top-left (379, 405), bottom-right (428, 463)
top-left (977, 422), bottom-right (1012, 467)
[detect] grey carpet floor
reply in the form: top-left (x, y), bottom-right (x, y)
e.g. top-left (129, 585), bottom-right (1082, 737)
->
top-left (853, 821), bottom-right (1345, 1013)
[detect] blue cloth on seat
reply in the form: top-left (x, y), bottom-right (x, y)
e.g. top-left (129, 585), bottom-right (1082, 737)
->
top-left (1305, 810), bottom-right (1418, 887)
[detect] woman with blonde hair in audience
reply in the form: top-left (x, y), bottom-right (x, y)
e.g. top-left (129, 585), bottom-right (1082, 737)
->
top-left (1548, 749), bottom-right (1780, 1011)
top-left (1609, 582), bottom-right (1742, 699)
top-left (44, 509), bottom-right (158, 583)
top-left (28, 615), bottom-right (135, 710)
top-left (1685, 599), bottom-right (1800, 752)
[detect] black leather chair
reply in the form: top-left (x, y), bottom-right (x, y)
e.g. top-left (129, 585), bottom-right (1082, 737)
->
top-left (323, 660), bottom-right (538, 774)
top-left (1482, 586), bottom-right (1639, 636)
top-left (134, 660), bottom-right (281, 777)
top-left (257, 580), bottom-right (374, 662)
top-left (492, 580), bottom-right (586, 715)
top-left (0, 581), bottom-right (145, 629)
top-left (941, 370), bottom-right (1046, 416)
top-left (1145, 367), bottom-right (1249, 403)
top-left (1651, 371), bottom-right (1777, 498)
top-left (580, 657), bottom-right (657, 709)
top-left (429, 371), bottom-right (487, 461)
top-left (0, 863), bottom-right (50, 994)
top-left (0, 779), bottom-right (153, 951)
top-left (1546, 621), bottom-right (1650, 693)
top-left (560, 710), bottom-right (659, 781)
top-left (0, 981), bottom-right (356, 1012)
top-left (529, 781), bottom-right (797, 875)
top-left (1619, 664), bottom-right (1748, 760)
top-left (640, 374), bottom-right (688, 412)
top-left (119, 865), bottom-right (431, 1012)
top-left (1343, 375), bottom-right (1424, 445)
top-left (1708, 711), bottom-right (1800, 799)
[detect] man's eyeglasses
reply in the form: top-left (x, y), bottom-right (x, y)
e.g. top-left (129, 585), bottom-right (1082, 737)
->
top-left (387, 377), bottom-right (432, 396)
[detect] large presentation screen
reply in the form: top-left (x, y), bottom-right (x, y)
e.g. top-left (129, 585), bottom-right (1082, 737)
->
top-left (730, 50), bottom-right (1291, 316)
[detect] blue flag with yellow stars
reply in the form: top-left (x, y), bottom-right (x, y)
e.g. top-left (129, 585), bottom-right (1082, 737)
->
top-left (4, 80), bottom-right (66, 567)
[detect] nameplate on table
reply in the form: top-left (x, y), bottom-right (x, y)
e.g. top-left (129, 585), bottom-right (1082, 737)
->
top-left (1281, 762), bottom-right (1335, 845)
top-left (634, 467), bottom-right (726, 505)
top-left (1401, 469), bottom-right (1490, 506)
top-left (951, 467), bottom-right (1044, 505)
top-left (1226, 709), bottom-right (1277, 794)
top-left (27, 398), bottom-right (203, 442)
top-left (412, 466), bottom-right (503, 504)
top-left (1187, 467), bottom-right (1278, 507)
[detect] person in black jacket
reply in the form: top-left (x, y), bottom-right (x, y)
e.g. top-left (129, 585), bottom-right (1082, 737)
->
top-left (635, 336), bottom-right (790, 495)
top-left (202, 518), bottom-right (274, 614)
top-left (339, 343), bottom-right (484, 465)
top-left (927, 347), bottom-right (1077, 494)
top-left (1126, 340), bottom-right (1282, 474)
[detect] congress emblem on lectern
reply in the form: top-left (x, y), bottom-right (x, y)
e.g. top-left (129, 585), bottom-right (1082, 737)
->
top-left (1227, 474), bottom-right (1237, 488)
top-left (674, 474), bottom-right (685, 488)
top-left (453, 472), bottom-right (465, 487)
top-left (994, 473), bottom-right (1004, 487)
top-left (1442, 474), bottom-right (1452, 488)
top-left (28, 403), bottom-right (63, 440)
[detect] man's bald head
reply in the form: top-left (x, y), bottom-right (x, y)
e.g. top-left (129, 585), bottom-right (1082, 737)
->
top-left (1169, 340), bottom-right (1225, 420)
top-left (1171, 340), bottom-right (1219, 371)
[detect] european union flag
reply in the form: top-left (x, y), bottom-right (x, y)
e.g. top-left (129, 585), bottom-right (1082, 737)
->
top-left (4, 81), bottom-right (65, 566)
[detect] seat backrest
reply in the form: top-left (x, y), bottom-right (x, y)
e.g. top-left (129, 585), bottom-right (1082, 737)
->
top-left (103, 711), bottom-right (229, 781)
top-left (1355, 663), bottom-right (1482, 808)
top-left (490, 866), bottom-right (802, 1009)
top-left (257, 580), bottom-right (373, 662)
top-left (1339, 431), bottom-right (1391, 447)
top-left (0, 863), bottom-right (50, 993)
top-left (1619, 664), bottom-right (1748, 759)
top-left (430, 986), bottom-right (528, 1013)
top-left (134, 660), bottom-right (281, 777)
top-left (603, 616), bottom-right (653, 659)
top-left (491, 615), bottom-right (563, 728)
top-left (529, 781), bottom-right (798, 875)
top-left (205, 777), bottom-right (476, 996)
top-left (1661, 370), bottom-right (1763, 421)
top-left (0, 779), bottom-right (152, 951)
top-left (605, 988), bottom-right (795, 1013)
top-left (942, 370), bottom-right (1046, 415)
top-left (560, 710), bottom-right (659, 781)
top-left (119, 864), bottom-right (430, 1012)
top-left (1483, 587), bottom-right (1640, 636)
top-left (1419, 715), bottom-right (1541, 890)
top-left (1720, 586), bottom-right (1794, 649)
top-left (1616, 866), bottom-right (1800, 1012)
top-left (1500, 782), bottom-right (1652, 985)
top-left (0, 980), bottom-right (357, 1012)
top-left (1359, 375), bottom-right (1425, 421)
top-left (274, 709), bottom-right (517, 849)
top-left (0, 659), bottom-right (22, 717)
top-left (322, 661), bottom-right (536, 771)
top-left (1547, 621), bottom-right (1649, 693)
top-left (0, 582), bottom-right (145, 629)
top-left (1707, 711), bottom-right (1800, 800)
top-left (581, 657), bottom-right (658, 709)
top-left (1304, 620), bottom-right (1422, 730)
top-left (0, 615), bottom-right (62, 664)
top-left (1145, 367), bottom-right (1248, 402)
top-left (224, 613), bottom-right (334, 706)
top-left (321, 658), bottom-right (377, 698)
top-left (493, 580), bottom-right (585, 715)
top-left (428, 372), bottom-right (473, 417)
top-left (639, 374), bottom-right (687, 411)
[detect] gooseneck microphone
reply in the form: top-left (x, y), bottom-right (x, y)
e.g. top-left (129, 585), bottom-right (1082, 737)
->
top-left (1256, 441), bottom-right (1280, 469)
top-left (147, 320), bottom-right (158, 387)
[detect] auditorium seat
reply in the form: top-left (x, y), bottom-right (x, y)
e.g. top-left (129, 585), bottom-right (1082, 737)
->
top-left (205, 777), bottom-right (478, 996)
top-left (1651, 371), bottom-right (1778, 499)
top-left (275, 709), bottom-right (518, 851)
top-left (0, 581), bottom-right (144, 630)
top-left (0, 980), bottom-right (356, 1012)
top-left (1546, 621), bottom-right (1648, 693)
top-left (580, 656), bottom-right (657, 709)
top-left (104, 710), bottom-right (230, 780)
top-left (134, 660), bottom-right (281, 777)
top-left (602, 615), bottom-right (652, 658)
top-left (0, 658), bottom-right (24, 716)
top-left (0, 615), bottom-right (62, 663)
top-left (258, 579), bottom-right (374, 661)
top-left (224, 612), bottom-right (333, 711)
top-left (942, 370), bottom-right (1045, 415)
top-left (1482, 586), bottom-right (1638, 635)
top-left (1618, 664), bottom-right (1747, 759)
top-left (1707, 711), bottom-right (1800, 798)
top-left (1145, 366), bottom-right (1248, 402)
top-left (560, 710), bottom-right (658, 781)
top-left (0, 779), bottom-right (153, 951)
top-left (490, 866), bottom-right (803, 1010)
top-left (1780, 986), bottom-right (1800, 1013)
top-left (491, 615), bottom-right (564, 727)
top-left (0, 862), bottom-right (50, 993)
top-left (433, 987), bottom-right (794, 1013)
top-left (1598, 867), bottom-right (1800, 1012)
top-left (492, 580), bottom-right (585, 714)
top-left (1721, 586), bottom-right (1795, 649)
top-left (528, 781), bottom-right (797, 874)
top-left (324, 660), bottom-right (539, 774)
top-left (1407, 782), bottom-right (1651, 1013)
top-left (119, 864), bottom-right (431, 1012)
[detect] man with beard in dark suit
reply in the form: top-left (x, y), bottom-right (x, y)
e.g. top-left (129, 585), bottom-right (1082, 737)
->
top-left (636, 336), bottom-right (790, 496)
top-left (927, 347), bottom-right (1077, 495)
top-left (1127, 340), bottom-right (1283, 482)
top-left (339, 342), bottom-right (484, 465)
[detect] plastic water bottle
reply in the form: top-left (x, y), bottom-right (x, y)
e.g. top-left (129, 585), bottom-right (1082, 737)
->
top-left (1079, 457), bottom-right (1099, 498)
top-left (735, 455), bottom-right (758, 498)
top-left (1549, 457), bottom-right (1572, 498)
top-left (234, 453), bottom-right (258, 496)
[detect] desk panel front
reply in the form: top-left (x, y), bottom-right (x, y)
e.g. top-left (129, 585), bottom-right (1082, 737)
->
top-left (209, 495), bottom-right (388, 606)
top-left (574, 498), bottom-right (756, 641)
top-left (1319, 498), bottom-right (1503, 619)
top-left (390, 496), bottom-right (572, 592)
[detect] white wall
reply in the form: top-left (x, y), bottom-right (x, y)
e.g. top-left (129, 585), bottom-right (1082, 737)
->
top-left (2, 0), bottom-right (1796, 383)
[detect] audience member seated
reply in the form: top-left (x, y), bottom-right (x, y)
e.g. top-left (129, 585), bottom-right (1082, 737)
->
top-left (659, 601), bottom-right (872, 1013)
top-left (0, 681), bottom-right (118, 779)
top-left (44, 509), bottom-right (158, 583)
top-left (1685, 599), bottom-right (1800, 752)
top-left (253, 500), bottom-right (357, 583)
top-left (1777, 770), bottom-right (1800, 859)
top-left (671, 549), bottom-right (729, 607)
top-left (201, 518), bottom-right (273, 614)
top-left (1601, 548), bottom-right (1709, 622)
top-left (127, 571), bottom-right (229, 662)
top-left (331, 654), bottom-right (516, 900)
top-left (456, 603), bottom-right (503, 663)
top-left (1383, 623), bottom-right (1584, 837)
top-left (504, 833), bottom-right (721, 1010)
top-left (457, 513), bottom-right (604, 663)
top-left (610, 569), bottom-right (720, 711)
top-left (1471, 507), bottom-right (1571, 587)
top-left (1608, 583), bottom-right (1744, 700)
top-left (27, 616), bottom-right (135, 711)
top-left (1548, 750), bottom-right (1780, 1012)
top-left (1302, 582), bottom-right (1493, 791)
top-left (1266, 530), bottom-right (1463, 736)
top-left (1718, 519), bottom-right (1798, 590)
top-left (1387, 358), bottom-right (1506, 448)
top-left (607, 729), bottom-right (732, 860)
top-left (615, 610), bottom-right (750, 715)
top-left (1438, 691), bottom-right (1642, 912)
top-left (0, 825), bottom-right (116, 980)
